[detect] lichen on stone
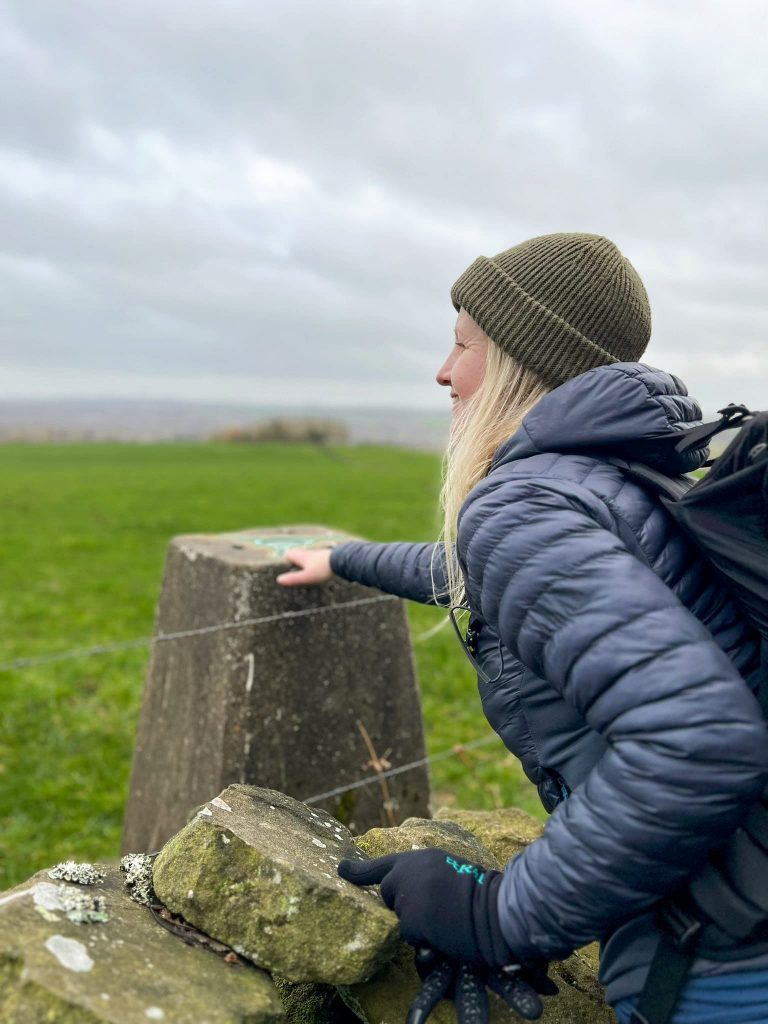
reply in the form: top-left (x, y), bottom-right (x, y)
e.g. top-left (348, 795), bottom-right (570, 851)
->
top-left (56, 885), bottom-right (110, 925)
top-left (120, 853), bottom-right (157, 906)
top-left (47, 861), bottom-right (105, 885)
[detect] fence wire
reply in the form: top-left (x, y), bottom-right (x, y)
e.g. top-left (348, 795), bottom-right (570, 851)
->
top-left (0, 592), bottom-right (457, 673)
top-left (2, 593), bottom-right (484, 811)
top-left (303, 732), bottom-right (501, 805)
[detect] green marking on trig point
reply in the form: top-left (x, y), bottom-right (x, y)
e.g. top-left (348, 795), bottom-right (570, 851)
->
top-left (248, 534), bottom-right (347, 558)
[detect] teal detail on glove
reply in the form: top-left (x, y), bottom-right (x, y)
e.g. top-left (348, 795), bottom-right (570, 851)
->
top-left (446, 856), bottom-right (486, 884)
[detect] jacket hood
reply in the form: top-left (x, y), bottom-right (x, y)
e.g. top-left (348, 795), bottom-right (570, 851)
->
top-left (490, 362), bottom-right (708, 476)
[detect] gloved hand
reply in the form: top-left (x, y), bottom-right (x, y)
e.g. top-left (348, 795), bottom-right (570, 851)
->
top-left (405, 944), bottom-right (557, 1023)
top-left (337, 849), bottom-right (558, 1021)
top-left (337, 848), bottom-right (513, 965)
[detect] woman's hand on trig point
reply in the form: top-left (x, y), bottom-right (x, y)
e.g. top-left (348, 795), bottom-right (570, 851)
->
top-left (275, 547), bottom-right (334, 586)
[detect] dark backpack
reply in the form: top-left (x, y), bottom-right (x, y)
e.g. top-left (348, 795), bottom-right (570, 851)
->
top-left (608, 404), bottom-right (768, 1024)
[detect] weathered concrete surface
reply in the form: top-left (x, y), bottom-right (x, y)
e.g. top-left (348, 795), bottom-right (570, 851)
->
top-left (0, 864), bottom-right (282, 1023)
top-left (152, 785), bottom-right (400, 985)
top-left (434, 806), bottom-right (544, 865)
top-left (356, 817), bottom-right (500, 870)
top-left (123, 523), bottom-right (430, 853)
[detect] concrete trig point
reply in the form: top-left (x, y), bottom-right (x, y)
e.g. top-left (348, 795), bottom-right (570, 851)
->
top-left (122, 524), bottom-right (431, 853)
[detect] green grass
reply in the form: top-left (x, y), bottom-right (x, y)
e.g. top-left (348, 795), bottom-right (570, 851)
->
top-left (0, 442), bottom-right (543, 891)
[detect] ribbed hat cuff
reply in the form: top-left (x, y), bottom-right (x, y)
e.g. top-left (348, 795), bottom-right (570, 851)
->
top-left (451, 256), bottom-right (621, 388)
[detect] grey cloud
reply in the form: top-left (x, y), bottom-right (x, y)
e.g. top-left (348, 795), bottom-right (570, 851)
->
top-left (0, 0), bottom-right (766, 412)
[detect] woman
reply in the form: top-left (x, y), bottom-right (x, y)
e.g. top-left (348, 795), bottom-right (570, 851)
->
top-left (277, 233), bottom-right (768, 1022)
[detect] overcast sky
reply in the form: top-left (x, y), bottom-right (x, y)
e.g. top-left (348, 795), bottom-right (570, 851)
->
top-left (0, 0), bottom-right (765, 411)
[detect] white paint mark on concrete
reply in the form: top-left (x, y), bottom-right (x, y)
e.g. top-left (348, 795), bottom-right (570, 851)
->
top-left (45, 935), bottom-right (94, 972)
top-left (244, 652), bottom-right (255, 694)
top-left (312, 838), bottom-right (327, 848)
top-left (211, 797), bottom-right (232, 812)
top-left (145, 1008), bottom-right (166, 1020)
top-left (198, 807), bottom-right (213, 817)
top-left (345, 936), bottom-right (366, 952)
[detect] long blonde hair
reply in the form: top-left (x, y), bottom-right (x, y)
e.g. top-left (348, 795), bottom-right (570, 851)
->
top-left (429, 342), bottom-right (551, 611)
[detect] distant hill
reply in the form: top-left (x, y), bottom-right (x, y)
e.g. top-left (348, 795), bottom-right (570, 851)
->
top-left (0, 398), bottom-right (729, 456)
top-left (0, 398), bottom-right (452, 452)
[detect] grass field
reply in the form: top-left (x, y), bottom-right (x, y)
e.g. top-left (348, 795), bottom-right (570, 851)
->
top-left (0, 441), bottom-right (544, 892)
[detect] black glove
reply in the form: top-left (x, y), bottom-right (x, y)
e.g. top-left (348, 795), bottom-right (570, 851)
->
top-left (338, 847), bottom-right (513, 966)
top-left (406, 945), bottom-right (557, 1023)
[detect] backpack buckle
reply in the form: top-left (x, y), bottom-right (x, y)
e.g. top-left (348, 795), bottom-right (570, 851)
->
top-left (657, 901), bottom-right (703, 951)
top-left (716, 403), bottom-right (753, 425)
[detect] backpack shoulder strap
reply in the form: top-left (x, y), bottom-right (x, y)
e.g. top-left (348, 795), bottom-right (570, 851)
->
top-left (605, 456), bottom-right (697, 502)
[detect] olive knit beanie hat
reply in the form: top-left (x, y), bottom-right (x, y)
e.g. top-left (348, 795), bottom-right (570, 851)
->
top-left (450, 233), bottom-right (651, 389)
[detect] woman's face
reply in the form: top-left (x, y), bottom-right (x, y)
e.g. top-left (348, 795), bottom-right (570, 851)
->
top-left (435, 308), bottom-right (489, 420)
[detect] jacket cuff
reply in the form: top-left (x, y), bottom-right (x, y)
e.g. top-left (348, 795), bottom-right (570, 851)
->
top-left (496, 860), bottom-right (575, 963)
top-left (473, 872), bottom-right (516, 967)
top-left (328, 541), bottom-right (364, 581)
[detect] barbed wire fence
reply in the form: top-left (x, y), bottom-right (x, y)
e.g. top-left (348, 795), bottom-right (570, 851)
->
top-left (1, 593), bottom-right (490, 813)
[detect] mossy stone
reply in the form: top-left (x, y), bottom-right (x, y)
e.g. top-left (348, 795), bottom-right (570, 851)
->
top-left (0, 865), bottom-right (282, 1023)
top-left (153, 785), bottom-right (399, 985)
top-left (272, 977), bottom-right (360, 1024)
top-left (356, 817), bottom-right (500, 870)
top-left (434, 806), bottom-right (544, 865)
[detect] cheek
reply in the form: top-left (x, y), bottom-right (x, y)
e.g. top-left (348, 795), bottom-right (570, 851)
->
top-left (460, 353), bottom-right (485, 396)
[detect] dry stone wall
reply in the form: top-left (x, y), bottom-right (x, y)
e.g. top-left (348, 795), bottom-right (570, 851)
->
top-left (0, 787), bottom-right (617, 1022)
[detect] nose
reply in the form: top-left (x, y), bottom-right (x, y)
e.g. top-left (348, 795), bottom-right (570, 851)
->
top-left (435, 354), bottom-right (452, 388)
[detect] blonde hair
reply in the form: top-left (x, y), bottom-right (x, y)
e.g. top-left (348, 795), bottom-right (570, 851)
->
top-left (429, 342), bottom-right (551, 611)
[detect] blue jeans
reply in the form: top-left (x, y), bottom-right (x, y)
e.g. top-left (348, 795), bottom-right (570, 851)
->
top-left (614, 970), bottom-right (768, 1023)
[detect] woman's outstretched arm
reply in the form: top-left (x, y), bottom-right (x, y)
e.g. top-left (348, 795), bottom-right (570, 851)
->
top-left (277, 540), bottom-right (451, 607)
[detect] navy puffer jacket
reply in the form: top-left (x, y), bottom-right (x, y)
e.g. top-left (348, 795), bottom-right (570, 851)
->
top-left (329, 363), bottom-right (768, 1003)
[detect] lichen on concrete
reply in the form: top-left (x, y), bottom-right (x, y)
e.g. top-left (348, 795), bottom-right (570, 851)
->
top-left (57, 886), bottom-right (109, 925)
top-left (48, 862), bottom-right (105, 886)
top-left (120, 853), bottom-right (156, 906)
